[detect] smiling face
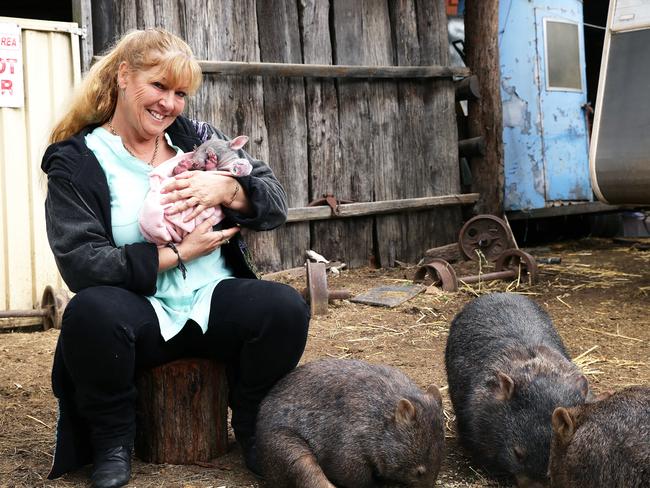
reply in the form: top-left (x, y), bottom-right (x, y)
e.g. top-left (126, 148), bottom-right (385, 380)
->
top-left (116, 61), bottom-right (189, 141)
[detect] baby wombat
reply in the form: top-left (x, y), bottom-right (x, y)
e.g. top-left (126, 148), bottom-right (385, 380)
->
top-left (256, 358), bottom-right (444, 488)
top-left (549, 386), bottom-right (650, 488)
top-left (172, 134), bottom-right (250, 175)
top-left (445, 293), bottom-right (590, 487)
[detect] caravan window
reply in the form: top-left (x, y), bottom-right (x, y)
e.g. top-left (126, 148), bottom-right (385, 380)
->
top-left (544, 19), bottom-right (582, 91)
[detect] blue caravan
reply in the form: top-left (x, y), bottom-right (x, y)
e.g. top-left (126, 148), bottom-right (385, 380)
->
top-left (451, 0), bottom-right (608, 214)
top-left (499, 0), bottom-right (591, 211)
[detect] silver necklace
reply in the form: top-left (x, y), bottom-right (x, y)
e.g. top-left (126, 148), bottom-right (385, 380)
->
top-left (108, 118), bottom-right (160, 166)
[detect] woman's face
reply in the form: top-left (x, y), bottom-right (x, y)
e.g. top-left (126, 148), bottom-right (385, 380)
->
top-left (117, 62), bottom-right (189, 140)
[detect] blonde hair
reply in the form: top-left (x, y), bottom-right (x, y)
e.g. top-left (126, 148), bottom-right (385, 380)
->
top-left (50, 28), bottom-right (203, 143)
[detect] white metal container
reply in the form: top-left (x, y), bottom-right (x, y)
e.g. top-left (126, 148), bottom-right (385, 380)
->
top-left (0, 17), bottom-right (81, 311)
top-left (590, 0), bottom-right (650, 205)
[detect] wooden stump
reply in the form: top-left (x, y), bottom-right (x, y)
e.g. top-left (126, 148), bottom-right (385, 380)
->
top-left (135, 358), bottom-right (229, 464)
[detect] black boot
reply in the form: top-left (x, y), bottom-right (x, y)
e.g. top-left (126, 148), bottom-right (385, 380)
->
top-left (91, 446), bottom-right (132, 488)
top-left (237, 434), bottom-right (263, 478)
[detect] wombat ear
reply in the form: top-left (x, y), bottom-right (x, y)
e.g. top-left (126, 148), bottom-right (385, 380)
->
top-left (229, 135), bottom-right (249, 150)
top-left (551, 407), bottom-right (576, 444)
top-left (492, 372), bottom-right (515, 401)
top-left (426, 385), bottom-right (443, 406)
top-left (395, 398), bottom-right (416, 425)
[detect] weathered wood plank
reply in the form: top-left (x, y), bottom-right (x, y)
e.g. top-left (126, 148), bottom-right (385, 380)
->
top-left (330, 0), bottom-right (380, 268)
top-left (90, 0), bottom-right (114, 54)
top-left (184, 1), bottom-right (279, 271)
top-left (116, 0), bottom-right (138, 34)
top-left (381, 0), bottom-right (461, 266)
top-left (299, 0), bottom-right (347, 264)
top-left (71, 0), bottom-right (93, 72)
top-left (198, 60), bottom-right (470, 78)
top-left (256, 0), bottom-right (310, 270)
top-left (287, 193), bottom-right (479, 222)
top-left (361, 0), bottom-right (402, 267)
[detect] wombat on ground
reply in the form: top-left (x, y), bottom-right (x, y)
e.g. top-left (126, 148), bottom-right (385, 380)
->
top-left (445, 293), bottom-right (590, 487)
top-left (256, 358), bottom-right (444, 488)
top-left (549, 385), bottom-right (650, 488)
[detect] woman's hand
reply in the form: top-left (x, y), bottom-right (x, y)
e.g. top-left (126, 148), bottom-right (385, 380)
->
top-left (176, 217), bottom-right (240, 262)
top-left (161, 170), bottom-right (235, 221)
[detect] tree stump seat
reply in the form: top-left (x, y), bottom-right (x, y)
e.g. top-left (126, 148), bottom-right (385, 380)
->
top-left (135, 358), bottom-right (229, 464)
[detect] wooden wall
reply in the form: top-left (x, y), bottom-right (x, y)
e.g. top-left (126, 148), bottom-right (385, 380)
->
top-left (94, 0), bottom-right (461, 272)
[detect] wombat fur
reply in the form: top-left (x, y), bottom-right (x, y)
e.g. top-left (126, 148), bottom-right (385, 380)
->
top-left (256, 358), bottom-right (444, 488)
top-left (550, 386), bottom-right (650, 488)
top-left (445, 293), bottom-right (590, 487)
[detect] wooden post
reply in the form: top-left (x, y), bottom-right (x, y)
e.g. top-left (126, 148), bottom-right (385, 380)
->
top-left (464, 0), bottom-right (504, 215)
top-left (135, 359), bottom-right (229, 464)
top-left (71, 0), bottom-right (93, 73)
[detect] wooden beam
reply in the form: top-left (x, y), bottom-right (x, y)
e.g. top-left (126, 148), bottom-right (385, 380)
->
top-left (71, 0), bottom-right (93, 73)
top-left (199, 60), bottom-right (470, 78)
top-left (92, 57), bottom-right (470, 79)
top-left (455, 75), bottom-right (481, 101)
top-left (287, 193), bottom-right (479, 222)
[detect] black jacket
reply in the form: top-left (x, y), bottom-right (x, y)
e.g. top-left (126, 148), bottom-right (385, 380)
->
top-left (42, 116), bottom-right (289, 294)
top-left (42, 115), bottom-right (287, 478)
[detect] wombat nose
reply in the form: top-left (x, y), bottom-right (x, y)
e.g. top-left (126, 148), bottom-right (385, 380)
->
top-left (515, 474), bottom-right (548, 488)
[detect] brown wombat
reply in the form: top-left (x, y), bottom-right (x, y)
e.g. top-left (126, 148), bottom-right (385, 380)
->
top-left (256, 358), bottom-right (444, 488)
top-left (549, 385), bottom-right (650, 488)
top-left (445, 293), bottom-right (591, 487)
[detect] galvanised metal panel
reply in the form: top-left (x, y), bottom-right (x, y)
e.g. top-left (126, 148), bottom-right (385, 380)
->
top-left (0, 17), bottom-right (79, 311)
top-left (499, 0), bottom-right (591, 211)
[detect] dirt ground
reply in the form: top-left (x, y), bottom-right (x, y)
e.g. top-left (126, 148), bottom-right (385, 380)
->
top-left (1, 237), bottom-right (648, 488)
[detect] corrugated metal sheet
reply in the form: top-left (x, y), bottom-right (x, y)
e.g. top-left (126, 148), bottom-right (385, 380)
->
top-left (0, 17), bottom-right (81, 311)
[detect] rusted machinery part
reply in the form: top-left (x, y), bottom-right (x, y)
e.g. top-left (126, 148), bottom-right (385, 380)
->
top-left (413, 259), bottom-right (459, 292)
top-left (41, 286), bottom-right (71, 330)
top-left (495, 249), bottom-right (539, 284)
top-left (458, 214), bottom-right (515, 262)
top-left (306, 261), bottom-right (329, 315)
top-left (304, 261), bottom-right (352, 315)
top-left (0, 286), bottom-right (71, 330)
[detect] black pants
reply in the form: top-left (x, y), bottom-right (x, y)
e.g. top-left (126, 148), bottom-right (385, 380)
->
top-left (58, 278), bottom-right (310, 450)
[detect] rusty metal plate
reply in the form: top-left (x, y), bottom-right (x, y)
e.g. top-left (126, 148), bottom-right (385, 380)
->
top-left (351, 284), bottom-right (427, 308)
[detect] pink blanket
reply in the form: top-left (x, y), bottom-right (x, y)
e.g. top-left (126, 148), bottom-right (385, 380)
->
top-left (139, 136), bottom-right (252, 245)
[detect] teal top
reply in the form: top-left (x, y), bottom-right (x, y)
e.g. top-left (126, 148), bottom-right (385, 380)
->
top-left (85, 127), bottom-right (233, 341)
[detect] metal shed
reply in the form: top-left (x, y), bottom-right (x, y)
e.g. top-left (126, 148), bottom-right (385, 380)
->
top-left (0, 16), bottom-right (81, 312)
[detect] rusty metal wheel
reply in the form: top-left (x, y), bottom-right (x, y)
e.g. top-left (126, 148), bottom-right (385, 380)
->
top-left (41, 286), bottom-right (71, 330)
top-left (413, 259), bottom-right (458, 292)
top-left (458, 215), bottom-right (515, 262)
top-left (495, 249), bottom-right (539, 285)
top-left (305, 260), bottom-right (329, 315)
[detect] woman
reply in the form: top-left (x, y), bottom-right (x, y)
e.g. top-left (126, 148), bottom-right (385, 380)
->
top-left (42, 28), bottom-right (310, 488)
